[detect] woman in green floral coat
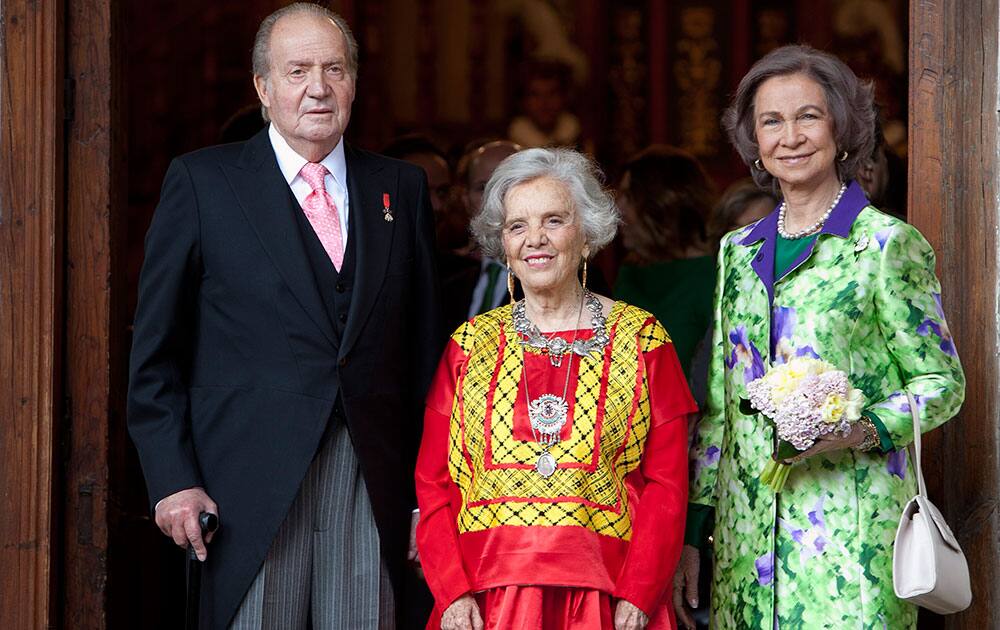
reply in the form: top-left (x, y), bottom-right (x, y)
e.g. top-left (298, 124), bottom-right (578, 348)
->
top-left (673, 45), bottom-right (965, 629)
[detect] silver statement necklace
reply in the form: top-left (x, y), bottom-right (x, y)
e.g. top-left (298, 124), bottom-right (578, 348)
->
top-left (777, 182), bottom-right (847, 239)
top-left (513, 290), bottom-right (609, 367)
top-left (514, 290), bottom-right (609, 477)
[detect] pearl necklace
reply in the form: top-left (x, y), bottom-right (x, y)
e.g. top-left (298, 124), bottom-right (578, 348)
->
top-left (777, 182), bottom-right (847, 239)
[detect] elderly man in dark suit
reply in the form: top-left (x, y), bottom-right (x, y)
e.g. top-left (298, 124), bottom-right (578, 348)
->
top-left (127, 4), bottom-right (441, 628)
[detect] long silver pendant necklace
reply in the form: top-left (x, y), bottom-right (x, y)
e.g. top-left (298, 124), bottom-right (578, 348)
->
top-left (523, 353), bottom-right (575, 477)
top-left (518, 293), bottom-right (585, 478)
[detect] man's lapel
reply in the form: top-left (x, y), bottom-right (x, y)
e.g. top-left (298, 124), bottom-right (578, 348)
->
top-left (223, 128), bottom-right (339, 349)
top-left (339, 145), bottom-right (394, 359)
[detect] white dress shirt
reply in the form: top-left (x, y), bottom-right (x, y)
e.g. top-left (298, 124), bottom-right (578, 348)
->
top-left (268, 124), bottom-right (350, 247)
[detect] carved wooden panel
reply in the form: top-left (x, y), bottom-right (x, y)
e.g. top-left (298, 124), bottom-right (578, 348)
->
top-left (669, 2), bottom-right (728, 159)
top-left (607, 3), bottom-right (646, 167)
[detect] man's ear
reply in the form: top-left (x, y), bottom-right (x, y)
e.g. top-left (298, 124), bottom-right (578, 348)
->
top-left (253, 74), bottom-right (271, 109)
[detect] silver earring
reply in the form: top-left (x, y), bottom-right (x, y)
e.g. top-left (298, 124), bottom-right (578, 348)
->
top-left (754, 159), bottom-right (765, 171)
top-left (838, 151), bottom-right (849, 162)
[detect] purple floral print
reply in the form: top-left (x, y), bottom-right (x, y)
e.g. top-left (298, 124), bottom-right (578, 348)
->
top-left (807, 497), bottom-right (826, 529)
top-left (756, 551), bottom-right (775, 586)
top-left (771, 306), bottom-right (819, 364)
top-left (727, 325), bottom-right (766, 383)
top-left (916, 293), bottom-right (957, 356)
top-left (876, 391), bottom-right (931, 415)
top-left (693, 445), bottom-right (721, 476)
top-left (875, 227), bottom-right (894, 250)
top-left (777, 498), bottom-right (830, 562)
top-left (704, 445), bottom-right (720, 464)
top-left (887, 449), bottom-right (907, 479)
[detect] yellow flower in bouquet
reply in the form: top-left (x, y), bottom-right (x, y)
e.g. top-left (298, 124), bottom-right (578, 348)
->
top-left (820, 394), bottom-right (846, 424)
top-left (745, 356), bottom-right (867, 492)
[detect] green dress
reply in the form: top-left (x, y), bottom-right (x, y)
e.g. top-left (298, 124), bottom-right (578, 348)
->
top-left (690, 181), bottom-right (965, 629)
top-left (614, 255), bottom-right (716, 378)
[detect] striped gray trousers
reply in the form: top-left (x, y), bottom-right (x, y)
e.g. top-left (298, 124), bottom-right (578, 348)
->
top-left (229, 421), bottom-right (395, 629)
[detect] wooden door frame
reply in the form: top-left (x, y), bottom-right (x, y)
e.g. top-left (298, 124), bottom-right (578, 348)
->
top-left (1, 0), bottom-right (122, 628)
top-left (0, 2), bottom-right (64, 628)
top-left (909, 2), bottom-right (999, 628)
top-left (62, 0), bottom-right (126, 626)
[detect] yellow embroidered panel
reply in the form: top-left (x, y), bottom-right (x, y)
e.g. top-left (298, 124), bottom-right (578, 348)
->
top-left (446, 303), bottom-right (671, 540)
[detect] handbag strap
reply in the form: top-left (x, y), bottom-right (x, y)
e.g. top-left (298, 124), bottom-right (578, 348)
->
top-left (906, 391), bottom-right (928, 498)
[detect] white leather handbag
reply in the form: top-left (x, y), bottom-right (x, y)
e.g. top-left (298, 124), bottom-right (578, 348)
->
top-left (892, 391), bottom-right (972, 614)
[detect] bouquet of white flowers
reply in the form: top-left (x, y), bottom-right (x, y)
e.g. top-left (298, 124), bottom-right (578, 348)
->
top-left (743, 357), bottom-right (865, 492)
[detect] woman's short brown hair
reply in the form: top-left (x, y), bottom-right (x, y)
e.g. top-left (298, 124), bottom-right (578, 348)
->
top-left (722, 45), bottom-right (876, 194)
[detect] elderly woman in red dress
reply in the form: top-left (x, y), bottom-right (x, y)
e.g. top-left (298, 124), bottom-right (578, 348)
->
top-left (415, 148), bottom-right (696, 630)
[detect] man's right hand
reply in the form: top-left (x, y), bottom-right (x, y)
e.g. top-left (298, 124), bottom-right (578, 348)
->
top-left (154, 487), bottom-right (218, 561)
top-left (672, 544), bottom-right (701, 630)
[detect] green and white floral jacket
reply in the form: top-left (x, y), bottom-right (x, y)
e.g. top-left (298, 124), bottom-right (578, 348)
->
top-left (690, 181), bottom-right (965, 629)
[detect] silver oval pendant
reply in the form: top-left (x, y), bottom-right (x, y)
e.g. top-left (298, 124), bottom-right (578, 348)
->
top-left (536, 452), bottom-right (557, 478)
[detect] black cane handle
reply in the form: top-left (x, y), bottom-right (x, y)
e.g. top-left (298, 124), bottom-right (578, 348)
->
top-left (186, 511), bottom-right (220, 562)
top-left (200, 511), bottom-right (219, 535)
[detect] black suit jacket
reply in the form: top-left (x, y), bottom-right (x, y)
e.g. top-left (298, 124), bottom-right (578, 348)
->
top-left (127, 128), bottom-right (442, 628)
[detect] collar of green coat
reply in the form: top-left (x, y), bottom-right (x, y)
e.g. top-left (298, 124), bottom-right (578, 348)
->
top-left (737, 180), bottom-right (870, 305)
top-left (739, 179), bottom-right (869, 246)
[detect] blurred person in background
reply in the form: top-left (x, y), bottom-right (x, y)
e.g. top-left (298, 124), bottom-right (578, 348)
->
top-left (383, 131), bottom-right (458, 630)
top-left (856, 115), bottom-right (907, 221)
top-left (458, 140), bottom-right (525, 240)
top-left (686, 179), bottom-right (780, 630)
top-left (707, 178), bottom-right (778, 246)
top-left (383, 134), bottom-right (462, 251)
top-left (613, 145), bottom-right (717, 380)
top-left (438, 140), bottom-right (525, 333)
top-left (690, 177), bottom-right (779, 417)
top-left (508, 61), bottom-right (582, 149)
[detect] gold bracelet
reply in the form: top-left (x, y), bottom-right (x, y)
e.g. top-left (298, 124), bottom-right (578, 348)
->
top-left (856, 416), bottom-right (880, 452)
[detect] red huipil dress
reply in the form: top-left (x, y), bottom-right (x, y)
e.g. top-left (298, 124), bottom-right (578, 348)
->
top-left (416, 302), bottom-right (696, 629)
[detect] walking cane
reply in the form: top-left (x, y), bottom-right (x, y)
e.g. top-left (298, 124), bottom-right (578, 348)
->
top-left (185, 511), bottom-right (220, 630)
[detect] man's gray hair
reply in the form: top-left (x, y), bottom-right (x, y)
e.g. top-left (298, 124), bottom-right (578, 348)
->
top-left (253, 3), bottom-right (359, 120)
top-left (471, 148), bottom-right (620, 261)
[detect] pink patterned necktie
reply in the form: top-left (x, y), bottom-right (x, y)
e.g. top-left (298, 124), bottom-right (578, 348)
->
top-left (299, 162), bottom-right (345, 271)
